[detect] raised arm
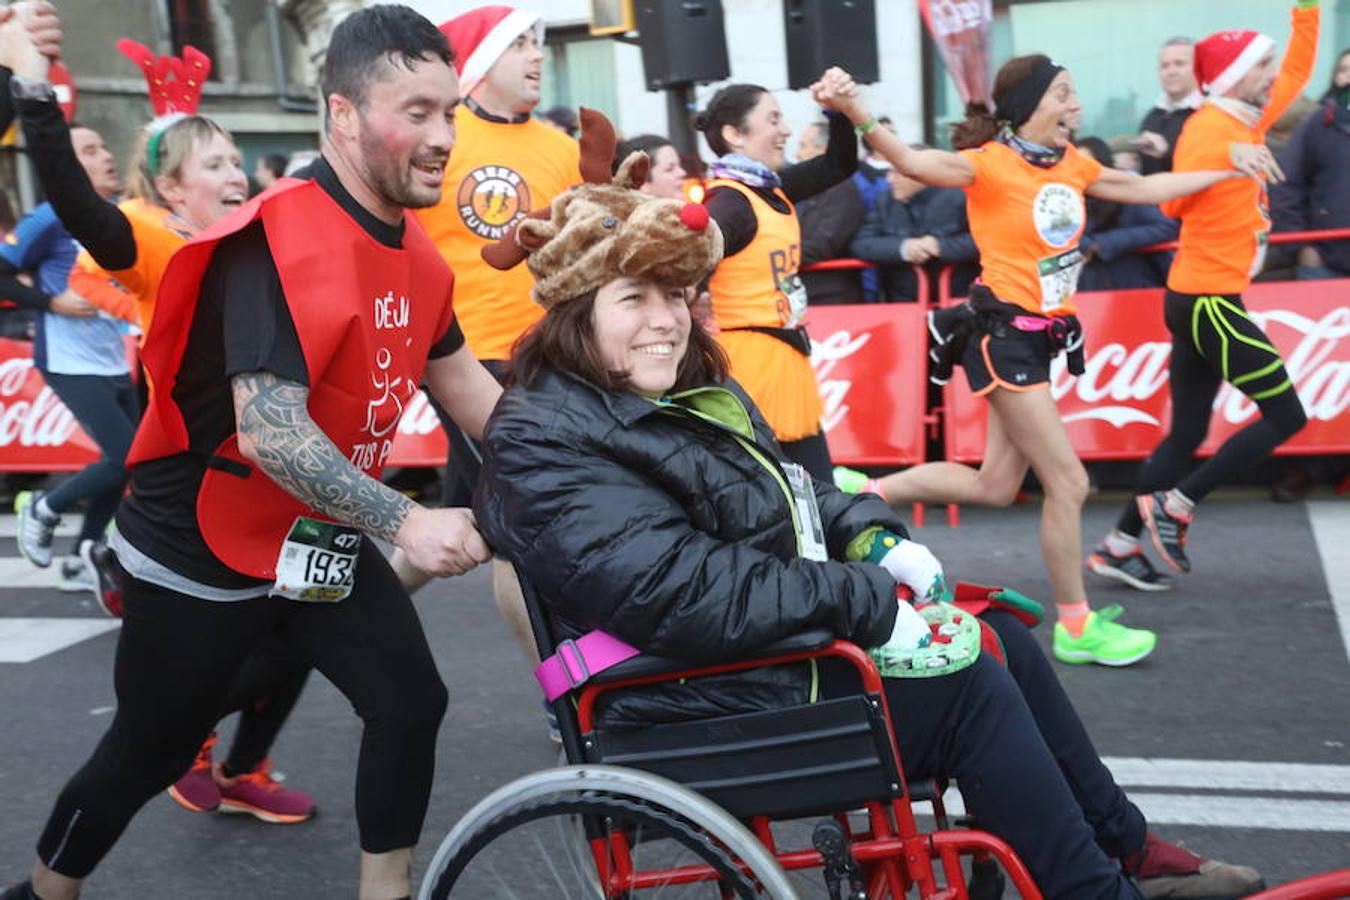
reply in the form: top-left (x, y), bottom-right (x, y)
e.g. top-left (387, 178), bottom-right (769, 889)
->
top-left (862, 126), bottom-right (976, 189)
top-left (231, 369), bottom-right (490, 576)
top-left (1086, 165), bottom-right (1240, 205)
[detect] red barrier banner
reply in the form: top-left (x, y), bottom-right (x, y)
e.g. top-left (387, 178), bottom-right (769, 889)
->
top-left (944, 281), bottom-right (1350, 463)
top-left (0, 339), bottom-right (101, 473)
top-left (388, 388), bottom-right (449, 468)
top-left (806, 303), bottom-right (929, 466)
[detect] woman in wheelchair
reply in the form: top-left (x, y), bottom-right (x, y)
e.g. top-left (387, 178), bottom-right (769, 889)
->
top-left (471, 114), bottom-right (1262, 900)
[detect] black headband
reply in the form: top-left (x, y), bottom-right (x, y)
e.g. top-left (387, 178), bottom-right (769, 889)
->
top-left (994, 57), bottom-right (1065, 131)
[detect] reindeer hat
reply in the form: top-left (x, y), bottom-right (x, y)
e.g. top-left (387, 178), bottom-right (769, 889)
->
top-left (482, 108), bottom-right (724, 309)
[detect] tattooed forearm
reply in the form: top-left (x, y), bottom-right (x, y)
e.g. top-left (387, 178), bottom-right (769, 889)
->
top-left (232, 370), bottom-right (415, 542)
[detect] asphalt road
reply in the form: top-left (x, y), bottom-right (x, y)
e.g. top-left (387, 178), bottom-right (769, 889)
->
top-left (1, 494), bottom-right (1346, 898)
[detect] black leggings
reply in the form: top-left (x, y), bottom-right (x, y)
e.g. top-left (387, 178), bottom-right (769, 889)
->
top-left (35, 540), bottom-right (448, 877)
top-left (218, 632), bottom-right (311, 775)
top-left (826, 611), bottom-right (1144, 899)
top-left (42, 372), bottom-right (139, 545)
top-left (1118, 291), bottom-right (1307, 535)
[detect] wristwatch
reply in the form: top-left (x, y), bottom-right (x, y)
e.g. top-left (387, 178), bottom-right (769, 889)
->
top-left (8, 74), bottom-right (56, 103)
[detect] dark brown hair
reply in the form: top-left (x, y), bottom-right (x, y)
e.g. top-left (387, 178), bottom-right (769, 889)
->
top-left (693, 84), bottom-right (769, 157)
top-left (509, 289), bottom-right (729, 393)
top-left (951, 54), bottom-right (1052, 150)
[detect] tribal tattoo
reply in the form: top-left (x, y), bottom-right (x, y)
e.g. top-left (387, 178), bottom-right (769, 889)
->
top-left (231, 370), bottom-right (415, 542)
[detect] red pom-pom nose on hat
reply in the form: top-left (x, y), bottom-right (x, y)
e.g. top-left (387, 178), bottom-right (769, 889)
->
top-left (679, 202), bottom-right (710, 232)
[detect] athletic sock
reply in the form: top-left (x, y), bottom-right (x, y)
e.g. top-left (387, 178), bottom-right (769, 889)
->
top-left (1164, 488), bottom-right (1195, 518)
top-left (1103, 529), bottom-right (1138, 557)
top-left (1057, 601), bottom-right (1091, 638)
top-left (33, 496), bottom-right (58, 523)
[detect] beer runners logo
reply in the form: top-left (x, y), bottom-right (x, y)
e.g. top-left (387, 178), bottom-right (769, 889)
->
top-left (1032, 183), bottom-right (1083, 248)
top-left (456, 164), bottom-right (532, 240)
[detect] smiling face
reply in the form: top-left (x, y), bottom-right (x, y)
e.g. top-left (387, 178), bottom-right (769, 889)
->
top-left (723, 91), bottom-right (791, 170)
top-left (591, 276), bottom-right (691, 398)
top-left (1230, 50), bottom-right (1278, 107)
top-left (71, 126), bottom-right (120, 199)
top-left (349, 53), bottom-right (460, 212)
top-left (157, 132), bottom-right (248, 229)
top-left (1158, 43), bottom-right (1196, 101)
top-left (1018, 69), bottom-right (1082, 149)
top-left (474, 29), bottom-right (544, 116)
top-left (643, 144), bottom-right (687, 200)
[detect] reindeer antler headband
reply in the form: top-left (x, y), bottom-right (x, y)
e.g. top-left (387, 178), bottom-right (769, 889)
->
top-left (116, 39), bottom-right (212, 175)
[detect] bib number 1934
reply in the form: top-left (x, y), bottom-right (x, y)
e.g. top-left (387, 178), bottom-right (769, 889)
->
top-left (273, 517), bottom-right (361, 603)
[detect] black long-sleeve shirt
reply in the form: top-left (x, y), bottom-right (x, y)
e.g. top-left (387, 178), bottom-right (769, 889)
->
top-left (705, 111), bottom-right (858, 257)
top-left (15, 90), bottom-right (137, 270)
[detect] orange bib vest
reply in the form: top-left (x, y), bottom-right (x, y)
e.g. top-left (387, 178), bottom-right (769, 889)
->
top-left (128, 178), bottom-right (455, 578)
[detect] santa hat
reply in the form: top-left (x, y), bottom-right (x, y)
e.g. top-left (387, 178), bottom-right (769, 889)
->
top-left (1193, 29), bottom-right (1275, 97)
top-left (439, 6), bottom-right (544, 97)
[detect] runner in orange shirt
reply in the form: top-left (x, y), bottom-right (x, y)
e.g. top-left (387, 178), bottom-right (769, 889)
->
top-left (1095, 1), bottom-right (1319, 581)
top-left (824, 56), bottom-right (1266, 666)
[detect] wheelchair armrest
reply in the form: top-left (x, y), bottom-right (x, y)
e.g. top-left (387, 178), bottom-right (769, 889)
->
top-left (591, 627), bottom-right (837, 684)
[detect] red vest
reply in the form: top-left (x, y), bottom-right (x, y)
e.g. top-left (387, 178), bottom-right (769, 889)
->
top-left (129, 177), bottom-right (455, 578)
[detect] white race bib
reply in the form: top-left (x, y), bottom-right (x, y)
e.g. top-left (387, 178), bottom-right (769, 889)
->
top-left (782, 462), bottom-right (828, 562)
top-left (273, 517), bottom-right (361, 602)
top-left (1037, 247), bottom-right (1084, 313)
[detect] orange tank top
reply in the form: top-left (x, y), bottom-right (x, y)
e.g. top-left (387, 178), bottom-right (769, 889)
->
top-left (705, 179), bottom-right (807, 330)
top-left (960, 142), bottom-right (1103, 316)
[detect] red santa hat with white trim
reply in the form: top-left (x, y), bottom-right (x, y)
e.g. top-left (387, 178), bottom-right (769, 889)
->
top-left (439, 5), bottom-right (544, 97)
top-left (1193, 28), bottom-right (1276, 97)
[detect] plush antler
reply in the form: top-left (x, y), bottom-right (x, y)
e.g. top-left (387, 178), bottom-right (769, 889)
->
top-left (481, 106), bottom-right (637, 272)
top-left (117, 38), bottom-right (211, 116)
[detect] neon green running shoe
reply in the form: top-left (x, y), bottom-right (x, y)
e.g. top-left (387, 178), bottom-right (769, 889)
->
top-left (833, 466), bottom-right (871, 494)
top-left (1052, 605), bottom-right (1156, 667)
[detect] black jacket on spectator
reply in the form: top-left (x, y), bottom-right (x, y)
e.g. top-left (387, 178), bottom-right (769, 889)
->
top-left (1078, 202), bottom-right (1178, 292)
top-left (849, 186), bottom-right (978, 301)
top-left (798, 178), bottom-right (865, 305)
top-left (475, 367), bottom-right (903, 728)
top-left (1137, 101), bottom-right (1197, 175)
top-left (1271, 97), bottom-right (1350, 275)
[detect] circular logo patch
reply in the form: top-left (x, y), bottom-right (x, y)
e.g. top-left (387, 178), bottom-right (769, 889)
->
top-left (455, 164), bottom-right (532, 240)
top-left (1031, 182), bottom-right (1084, 249)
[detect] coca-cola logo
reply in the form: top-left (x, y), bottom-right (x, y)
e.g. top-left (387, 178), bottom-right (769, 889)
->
top-left (0, 358), bottom-right (82, 448)
top-left (1054, 308), bottom-right (1349, 427)
top-left (811, 329), bottom-right (871, 433)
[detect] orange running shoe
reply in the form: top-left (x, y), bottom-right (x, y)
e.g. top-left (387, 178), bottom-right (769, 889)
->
top-left (215, 759), bottom-right (315, 824)
top-left (167, 733), bottom-right (221, 813)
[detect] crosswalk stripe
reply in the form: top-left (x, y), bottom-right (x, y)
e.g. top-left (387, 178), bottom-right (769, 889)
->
top-left (0, 617), bottom-right (119, 663)
top-left (0, 512), bottom-right (83, 539)
top-left (1100, 757), bottom-right (1350, 796)
top-left (0, 557), bottom-right (72, 589)
top-left (1307, 500), bottom-right (1350, 665)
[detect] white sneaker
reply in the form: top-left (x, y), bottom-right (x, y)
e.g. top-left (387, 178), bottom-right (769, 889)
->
top-left (15, 490), bottom-right (59, 569)
top-left (58, 553), bottom-right (94, 592)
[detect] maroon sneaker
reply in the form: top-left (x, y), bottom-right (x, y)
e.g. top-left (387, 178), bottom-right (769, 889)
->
top-left (167, 733), bottom-right (221, 813)
top-left (80, 541), bottom-right (123, 618)
top-left (1124, 833), bottom-right (1264, 899)
top-left (216, 759), bottom-right (315, 824)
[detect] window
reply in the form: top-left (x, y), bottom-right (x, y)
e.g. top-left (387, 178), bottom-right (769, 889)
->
top-left (165, 0), bottom-right (217, 78)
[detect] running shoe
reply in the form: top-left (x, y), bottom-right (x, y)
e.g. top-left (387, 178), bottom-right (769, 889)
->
top-left (168, 733), bottom-right (222, 813)
top-left (79, 540), bottom-right (123, 618)
top-left (1052, 605), bottom-right (1156, 667)
top-left (1137, 491), bottom-right (1192, 573)
top-left (58, 554), bottom-right (94, 593)
top-left (1086, 545), bottom-right (1173, 592)
top-left (833, 466), bottom-right (871, 494)
top-left (217, 759), bottom-right (316, 824)
top-left (14, 490), bottom-right (58, 569)
top-left (0, 880), bottom-right (38, 900)
top-left (1124, 832), bottom-right (1264, 899)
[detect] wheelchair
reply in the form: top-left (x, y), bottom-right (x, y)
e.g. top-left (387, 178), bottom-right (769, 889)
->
top-left (421, 567), bottom-right (1039, 899)
top-left (420, 569), bottom-right (1350, 899)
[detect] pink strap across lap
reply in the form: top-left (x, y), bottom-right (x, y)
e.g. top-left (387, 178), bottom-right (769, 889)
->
top-left (1010, 314), bottom-right (1054, 332)
top-left (534, 630), bottom-right (642, 702)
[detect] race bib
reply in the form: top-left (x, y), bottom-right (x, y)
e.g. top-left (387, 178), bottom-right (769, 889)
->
top-left (783, 462), bottom-right (828, 562)
top-left (1249, 231), bottom-right (1268, 278)
top-left (1037, 247), bottom-right (1084, 313)
top-left (778, 273), bottom-right (809, 328)
top-left (273, 517), bottom-right (361, 602)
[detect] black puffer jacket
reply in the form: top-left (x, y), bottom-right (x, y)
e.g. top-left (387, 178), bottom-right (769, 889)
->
top-left (475, 367), bottom-right (905, 726)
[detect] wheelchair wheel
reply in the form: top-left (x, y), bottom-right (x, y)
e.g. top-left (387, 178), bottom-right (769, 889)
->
top-left (419, 765), bottom-right (798, 899)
